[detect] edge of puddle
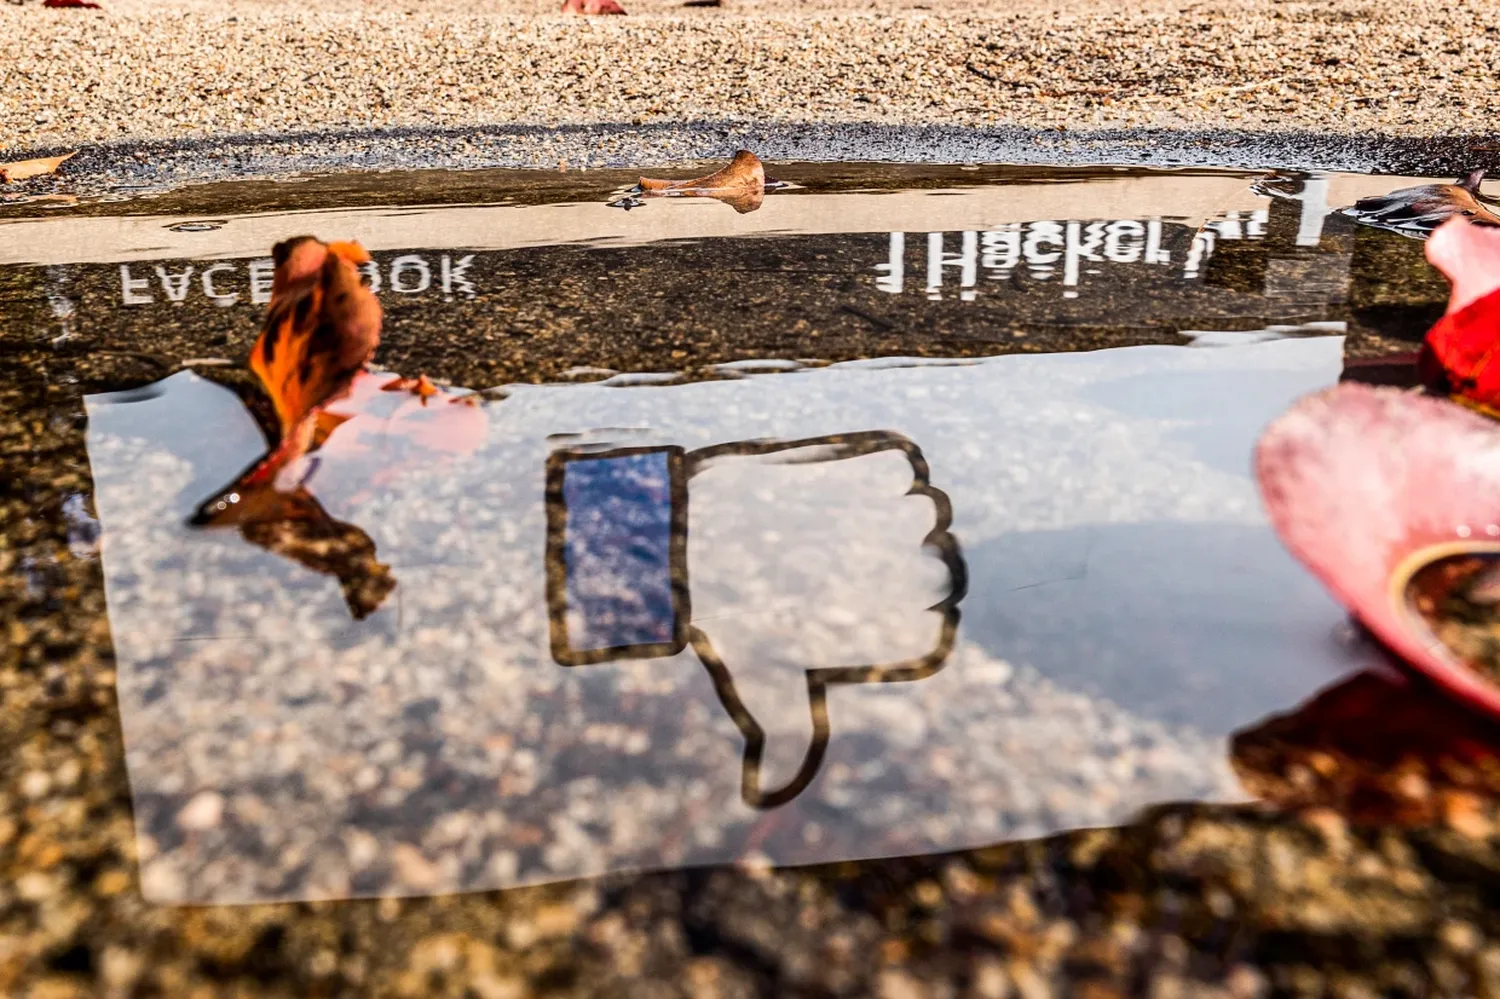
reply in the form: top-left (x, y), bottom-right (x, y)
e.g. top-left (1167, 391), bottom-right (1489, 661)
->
top-left (10, 121), bottom-right (1500, 198)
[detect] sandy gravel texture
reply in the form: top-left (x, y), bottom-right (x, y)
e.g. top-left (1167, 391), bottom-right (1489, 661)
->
top-left (3, 0), bottom-right (1499, 157)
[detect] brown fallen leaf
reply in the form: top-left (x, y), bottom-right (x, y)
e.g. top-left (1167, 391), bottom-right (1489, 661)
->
top-left (637, 150), bottom-right (766, 214)
top-left (1340, 169), bottom-right (1500, 239)
top-left (0, 151), bottom-right (76, 184)
top-left (42, 0), bottom-right (102, 9)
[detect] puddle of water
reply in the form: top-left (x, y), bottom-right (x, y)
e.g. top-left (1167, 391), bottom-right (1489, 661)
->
top-left (0, 162), bottom-right (1470, 905)
top-left (81, 339), bottom-right (1372, 904)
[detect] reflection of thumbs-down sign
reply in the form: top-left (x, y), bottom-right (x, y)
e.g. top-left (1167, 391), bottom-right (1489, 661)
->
top-left (545, 432), bottom-right (967, 807)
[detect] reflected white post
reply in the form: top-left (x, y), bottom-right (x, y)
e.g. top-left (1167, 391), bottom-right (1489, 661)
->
top-left (926, 231), bottom-right (978, 301)
top-left (874, 232), bottom-right (905, 294)
top-left (1297, 175), bottom-right (1330, 247)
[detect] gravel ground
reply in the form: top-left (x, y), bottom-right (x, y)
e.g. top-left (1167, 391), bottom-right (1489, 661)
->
top-left (4, 0), bottom-right (1500, 170)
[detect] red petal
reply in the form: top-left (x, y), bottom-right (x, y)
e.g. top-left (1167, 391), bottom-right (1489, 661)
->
top-left (1421, 218), bottom-right (1500, 407)
top-left (1255, 383), bottom-right (1500, 716)
top-left (1422, 287), bottom-right (1500, 405)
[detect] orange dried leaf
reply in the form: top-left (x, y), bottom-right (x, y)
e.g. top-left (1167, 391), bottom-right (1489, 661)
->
top-left (637, 150), bottom-right (766, 214)
top-left (380, 374), bottom-right (439, 401)
top-left (0, 151), bottom-right (76, 184)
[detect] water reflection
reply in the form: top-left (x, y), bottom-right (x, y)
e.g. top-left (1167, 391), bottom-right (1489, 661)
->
top-left (1233, 664), bottom-right (1500, 827)
top-left (7, 174), bottom-right (1448, 382)
top-left (84, 339), bottom-right (1363, 904)
top-left (546, 432), bottom-right (965, 808)
top-left (12, 162), bottom-right (1490, 908)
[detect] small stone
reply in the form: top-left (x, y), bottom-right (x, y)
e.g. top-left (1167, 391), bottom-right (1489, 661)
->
top-left (21, 771), bottom-right (51, 799)
top-left (970, 959), bottom-right (1012, 999)
top-left (471, 974), bottom-right (526, 999)
top-left (100, 946), bottom-right (143, 990)
top-left (1439, 919), bottom-right (1481, 956)
top-left (505, 917), bottom-right (538, 950)
top-left (736, 851), bottom-right (775, 879)
top-left (139, 862), bottom-right (186, 902)
top-left (1440, 790), bottom-right (1493, 839)
top-left (879, 969), bottom-right (931, 999)
top-left (54, 759), bottom-right (81, 788)
top-left (391, 844), bottom-right (441, 891)
top-left (345, 830), bottom-right (380, 870)
top-left (16, 872), bottom-right (53, 902)
top-left (534, 902), bottom-right (580, 939)
top-left (95, 869), bottom-right (131, 896)
top-left (177, 791), bottom-right (224, 832)
top-left (1225, 964), bottom-right (1268, 999)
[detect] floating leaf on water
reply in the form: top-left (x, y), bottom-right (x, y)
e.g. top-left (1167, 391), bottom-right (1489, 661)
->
top-left (0, 151), bottom-right (76, 184)
top-left (632, 150), bottom-right (768, 214)
top-left (1256, 382), bottom-right (1500, 717)
top-left (1341, 170), bottom-right (1500, 239)
top-left (380, 373), bottom-right (439, 401)
top-left (188, 236), bottom-right (382, 530)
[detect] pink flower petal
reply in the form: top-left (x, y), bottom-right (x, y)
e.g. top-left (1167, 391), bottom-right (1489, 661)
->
top-left (1256, 382), bottom-right (1500, 715)
top-left (1428, 217), bottom-right (1500, 316)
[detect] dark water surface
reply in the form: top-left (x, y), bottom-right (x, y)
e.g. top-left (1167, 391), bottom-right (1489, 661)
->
top-left (1, 163), bottom-right (1494, 995)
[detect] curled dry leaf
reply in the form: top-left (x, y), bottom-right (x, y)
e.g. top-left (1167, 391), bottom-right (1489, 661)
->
top-left (191, 235), bottom-right (382, 527)
top-left (1255, 382), bottom-right (1500, 718)
top-left (0, 151), bottom-right (76, 184)
top-left (1342, 169), bottom-right (1500, 239)
top-left (182, 235), bottom-right (496, 620)
top-left (637, 150), bottom-right (767, 214)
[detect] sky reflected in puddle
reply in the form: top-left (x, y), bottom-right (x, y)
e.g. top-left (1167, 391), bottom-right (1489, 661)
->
top-left (82, 340), bottom-right (1365, 904)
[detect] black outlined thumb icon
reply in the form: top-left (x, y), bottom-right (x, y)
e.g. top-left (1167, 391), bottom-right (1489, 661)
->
top-left (546, 432), bottom-right (966, 808)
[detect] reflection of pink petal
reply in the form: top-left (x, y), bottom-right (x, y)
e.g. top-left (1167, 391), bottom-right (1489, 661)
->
top-left (394, 397), bottom-right (488, 455)
top-left (321, 371), bottom-right (488, 460)
top-left (1256, 383), bottom-right (1500, 715)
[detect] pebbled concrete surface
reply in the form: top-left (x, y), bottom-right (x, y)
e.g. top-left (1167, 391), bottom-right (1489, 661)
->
top-left (3, 0), bottom-right (1500, 182)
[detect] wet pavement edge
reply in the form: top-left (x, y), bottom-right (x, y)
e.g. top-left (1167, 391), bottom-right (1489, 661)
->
top-left (13, 121), bottom-right (1500, 197)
